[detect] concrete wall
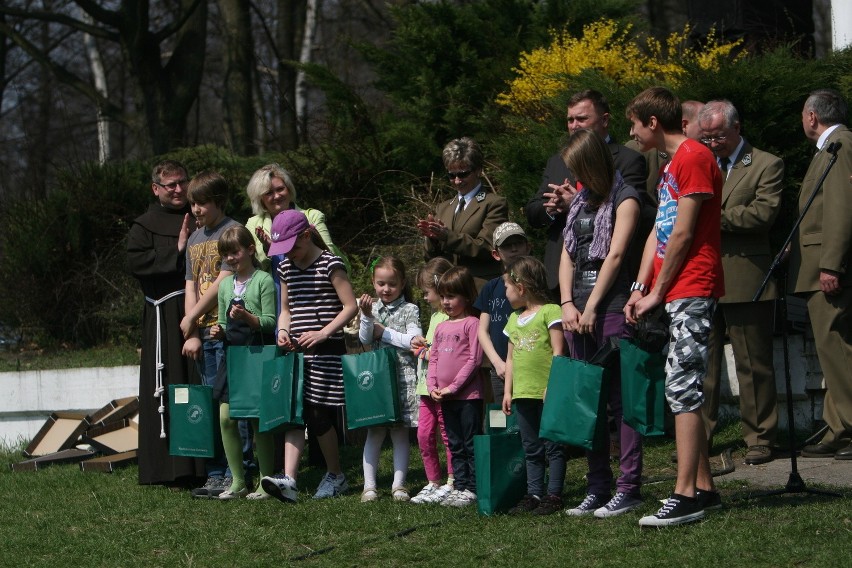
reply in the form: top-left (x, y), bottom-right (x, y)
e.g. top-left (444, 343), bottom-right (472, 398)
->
top-left (0, 366), bottom-right (138, 446)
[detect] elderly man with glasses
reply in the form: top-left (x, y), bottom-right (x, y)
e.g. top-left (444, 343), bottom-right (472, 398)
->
top-left (696, 100), bottom-right (783, 466)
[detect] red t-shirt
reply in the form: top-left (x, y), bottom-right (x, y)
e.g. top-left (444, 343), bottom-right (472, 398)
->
top-left (652, 139), bottom-right (725, 301)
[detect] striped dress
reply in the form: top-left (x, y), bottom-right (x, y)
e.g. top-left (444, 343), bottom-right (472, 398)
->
top-left (278, 251), bottom-right (347, 406)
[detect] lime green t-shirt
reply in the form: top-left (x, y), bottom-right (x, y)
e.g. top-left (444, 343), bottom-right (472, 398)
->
top-left (415, 311), bottom-right (450, 396)
top-left (503, 303), bottom-right (562, 399)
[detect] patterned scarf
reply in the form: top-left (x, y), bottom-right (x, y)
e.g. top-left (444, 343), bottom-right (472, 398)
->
top-left (562, 171), bottom-right (624, 261)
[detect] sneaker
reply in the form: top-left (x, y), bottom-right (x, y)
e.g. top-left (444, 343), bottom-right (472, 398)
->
top-left (696, 489), bottom-right (723, 511)
top-left (532, 494), bottom-right (563, 516)
top-left (594, 492), bottom-right (642, 518)
top-left (639, 493), bottom-right (705, 527)
top-left (392, 487), bottom-right (410, 502)
top-left (313, 472), bottom-right (349, 499)
top-left (440, 489), bottom-right (461, 507)
top-left (191, 476), bottom-right (225, 499)
top-left (508, 494), bottom-right (541, 515)
top-left (565, 493), bottom-right (609, 516)
top-left (213, 477), bottom-right (232, 498)
top-left (218, 487), bottom-right (248, 500)
top-left (261, 473), bottom-right (298, 503)
top-left (412, 483), bottom-right (452, 504)
top-left (361, 488), bottom-right (379, 502)
top-left (246, 492), bottom-right (271, 500)
top-left (447, 489), bottom-right (477, 507)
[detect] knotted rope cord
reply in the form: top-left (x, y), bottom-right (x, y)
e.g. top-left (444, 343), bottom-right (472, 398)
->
top-left (145, 289), bottom-right (185, 439)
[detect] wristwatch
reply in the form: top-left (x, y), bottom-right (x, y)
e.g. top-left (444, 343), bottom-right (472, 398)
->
top-left (630, 281), bottom-right (648, 294)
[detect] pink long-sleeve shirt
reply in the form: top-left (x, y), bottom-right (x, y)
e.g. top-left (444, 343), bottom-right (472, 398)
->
top-left (426, 316), bottom-right (483, 400)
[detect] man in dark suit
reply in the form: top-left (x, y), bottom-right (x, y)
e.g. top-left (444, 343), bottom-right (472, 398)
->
top-left (417, 136), bottom-right (509, 284)
top-left (697, 100), bottom-right (782, 465)
top-left (525, 90), bottom-right (647, 294)
top-left (789, 89), bottom-right (852, 460)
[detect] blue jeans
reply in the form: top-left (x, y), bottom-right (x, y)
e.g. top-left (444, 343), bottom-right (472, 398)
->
top-left (200, 338), bottom-right (230, 478)
top-left (514, 398), bottom-right (566, 497)
top-left (441, 399), bottom-right (482, 493)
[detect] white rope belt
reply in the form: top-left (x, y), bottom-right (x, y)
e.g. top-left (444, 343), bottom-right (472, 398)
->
top-left (145, 289), bottom-right (185, 439)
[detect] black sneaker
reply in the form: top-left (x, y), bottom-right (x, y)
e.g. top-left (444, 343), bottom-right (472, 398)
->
top-left (532, 494), bottom-right (564, 516)
top-left (639, 493), bottom-right (705, 527)
top-left (696, 489), bottom-right (722, 511)
top-left (191, 476), bottom-right (225, 499)
top-left (565, 493), bottom-right (610, 516)
top-left (508, 494), bottom-right (541, 515)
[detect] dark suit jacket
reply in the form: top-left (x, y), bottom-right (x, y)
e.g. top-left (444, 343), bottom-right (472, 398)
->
top-left (719, 141), bottom-right (784, 303)
top-left (525, 140), bottom-right (647, 289)
top-left (425, 188), bottom-right (509, 281)
top-left (790, 125), bottom-right (852, 293)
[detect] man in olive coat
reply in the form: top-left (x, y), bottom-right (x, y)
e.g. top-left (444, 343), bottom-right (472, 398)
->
top-left (790, 89), bottom-right (852, 460)
top-left (697, 100), bottom-right (782, 465)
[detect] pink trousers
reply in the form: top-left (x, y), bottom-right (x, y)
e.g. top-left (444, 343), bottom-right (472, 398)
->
top-left (417, 396), bottom-right (454, 482)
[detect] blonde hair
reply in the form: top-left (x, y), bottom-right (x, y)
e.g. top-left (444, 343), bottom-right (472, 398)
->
top-left (246, 163), bottom-right (298, 216)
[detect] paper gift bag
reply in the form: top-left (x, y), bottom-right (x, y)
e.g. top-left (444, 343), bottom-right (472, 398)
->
top-left (168, 384), bottom-right (215, 458)
top-left (258, 351), bottom-right (305, 432)
top-left (539, 355), bottom-right (609, 451)
top-left (342, 347), bottom-right (400, 429)
top-left (620, 338), bottom-right (667, 436)
top-left (474, 432), bottom-right (527, 516)
top-left (227, 344), bottom-right (279, 419)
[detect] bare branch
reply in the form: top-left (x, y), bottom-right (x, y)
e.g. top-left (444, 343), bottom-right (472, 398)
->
top-left (0, 4), bottom-right (117, 41)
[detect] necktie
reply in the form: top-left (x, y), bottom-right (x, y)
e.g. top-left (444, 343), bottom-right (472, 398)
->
top-left (455, 196), bottom-right (465, 217)
top-left (719, 156), bottom-right (730, 177)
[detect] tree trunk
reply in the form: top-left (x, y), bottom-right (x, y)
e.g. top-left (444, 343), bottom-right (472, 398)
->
top-left (296, 0), bottom-right (320, 138)
top-left (81, 12), bottom-right (110, 164)
top-left (277, 0), bottom-right (303, 150)
top-left (218, 0), bottom-right (256, 155)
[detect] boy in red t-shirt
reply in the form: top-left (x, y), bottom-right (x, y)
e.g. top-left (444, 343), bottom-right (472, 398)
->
top-left (624, 87), bottom-right (724, 527)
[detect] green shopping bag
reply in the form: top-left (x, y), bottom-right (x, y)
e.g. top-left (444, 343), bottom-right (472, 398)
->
top-left (474, 432), bottom-right (527, 516)
top-left (620, 338), bottom-right (666, 436)
top-left (168, 384), bottom-right (215, 458)
top-left (227, 344), bottom-right (278, 419)
top-left (342, 347), bottom-right (400, 429)
top-left (258, 351), bottom-right (305, 432)
top-left (539, 355), bottom-right (609, 451)
top-left (483, 402), bottom-right (520, 434)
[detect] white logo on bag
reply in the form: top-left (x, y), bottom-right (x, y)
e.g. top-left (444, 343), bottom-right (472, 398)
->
top-left (271, 374), bottom-right (281, 394)
top-left (357, 370), bottom-right (374, 391)
top-left (187, 404), bottom-right (204, 424)
top-left (507, 456), bottom-right (524, 478)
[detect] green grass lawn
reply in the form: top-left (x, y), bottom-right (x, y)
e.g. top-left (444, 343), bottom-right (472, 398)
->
top-left (1, 421), bottom-right (849, 567)
top-left (0, 343), bottom-right (140, 373)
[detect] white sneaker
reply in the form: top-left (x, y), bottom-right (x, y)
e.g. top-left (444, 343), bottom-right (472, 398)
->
top-left (260, 473), bottom-right (298, 503)
top-left (440, 489), bottom-right (461, 507)
top-left (447, 489), bottom-right (477, 507)
top-left (313, 472), bottom-right (349, 499)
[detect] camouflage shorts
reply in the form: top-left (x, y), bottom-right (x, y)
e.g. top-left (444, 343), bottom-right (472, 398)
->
top-left (664, 297), bottom-right (717, 414)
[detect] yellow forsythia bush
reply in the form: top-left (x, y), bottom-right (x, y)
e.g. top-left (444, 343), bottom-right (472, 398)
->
top-left (497, 19), bottom-right (744, 119)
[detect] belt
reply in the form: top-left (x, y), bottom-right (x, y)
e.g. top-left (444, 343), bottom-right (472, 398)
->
top-left (144, 289), bottom-right (185, 439)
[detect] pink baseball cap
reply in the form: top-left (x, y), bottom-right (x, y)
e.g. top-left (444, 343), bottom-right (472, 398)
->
top-left (268, 209), bottom-right (310, 256)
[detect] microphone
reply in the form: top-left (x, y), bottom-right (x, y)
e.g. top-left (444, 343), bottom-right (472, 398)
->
top-left (826, 141), bottom-right (842, 154)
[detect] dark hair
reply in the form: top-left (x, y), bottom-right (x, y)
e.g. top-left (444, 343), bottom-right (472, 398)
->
top-left (217, 225), bottom-right (258, 268)
top-left (560, 129), bottom-right (614, 205)
top-left (626, 87), bottom-right (681, 133)
top-left (436, 266), bottom-right (479, 316)
top-left (442, 136), bottom-right (484, 172)
top-left (805, 88), bottom-right (848, 126)
top-left (567, 89), bottom-right (610, 116)
top-left (372, 256), bottom-right (413, 302)
top-left (187, 170), bottom-right (229, 208)
top-left (151, 159), bottom-right (187, 184)
top-left (417, 257), bottom-right (454, 291)
top-left (505, 256), bottom-right (551, 306)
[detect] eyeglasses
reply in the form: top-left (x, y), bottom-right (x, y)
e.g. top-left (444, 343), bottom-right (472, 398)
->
top-left (699, 135), bottom-right (727, 145)
top-left (155, 178), bottom-right (188, 191)
top-left (446, 170), bottom-right (473, 180)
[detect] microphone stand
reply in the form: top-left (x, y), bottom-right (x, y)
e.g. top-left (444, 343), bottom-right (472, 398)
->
top-left (743, 141), bottom-right (843, 500)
